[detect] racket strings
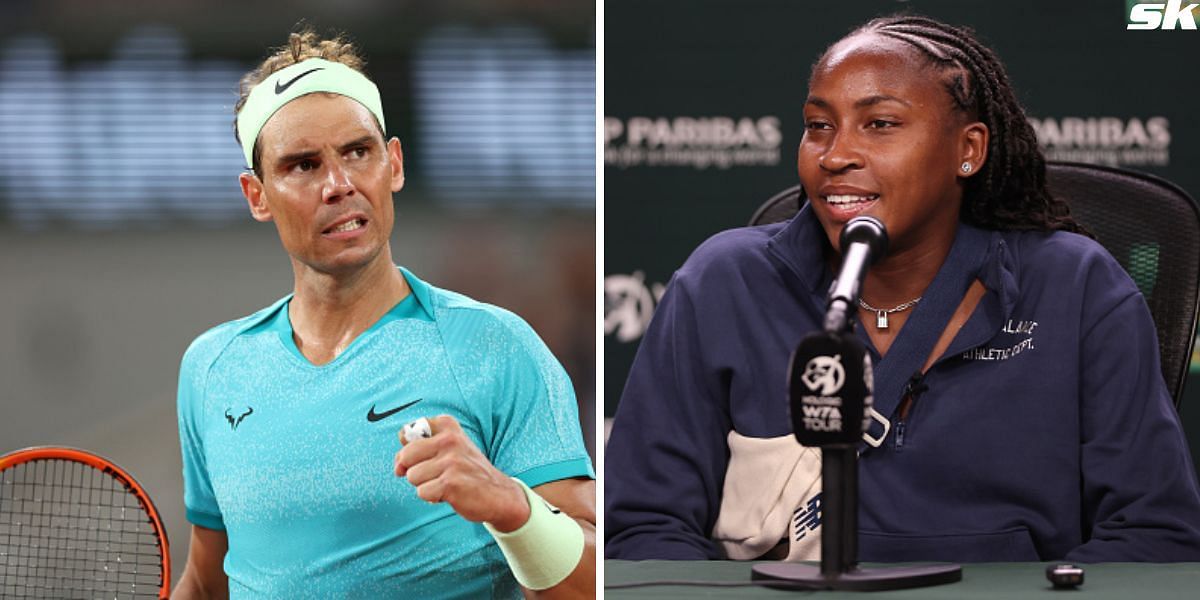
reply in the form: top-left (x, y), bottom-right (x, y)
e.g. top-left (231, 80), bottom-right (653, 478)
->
top-left (1, 458), bottom-right (164, 598)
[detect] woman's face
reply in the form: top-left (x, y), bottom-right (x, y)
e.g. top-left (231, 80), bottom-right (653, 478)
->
top-left (798, 33), bottom-right (987, 255)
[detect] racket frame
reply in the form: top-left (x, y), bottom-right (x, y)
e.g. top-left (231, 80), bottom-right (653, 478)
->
top-left (0, 445), bottom-right (171, 599)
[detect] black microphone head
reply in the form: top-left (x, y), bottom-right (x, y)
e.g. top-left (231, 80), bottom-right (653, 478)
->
top-left (788, 330), bottom-right (874, 447)
top-left (839, 216), bottom-right (888, 263)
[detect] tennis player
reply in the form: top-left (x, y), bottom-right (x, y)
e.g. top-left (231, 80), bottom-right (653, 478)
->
top-left (173, 30), bottom-right (595, 598)
top-left (606, 15), bottom-right (1200, 563)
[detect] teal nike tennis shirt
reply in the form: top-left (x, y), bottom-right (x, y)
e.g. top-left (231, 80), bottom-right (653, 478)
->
top-left (178, 267), bottom-right (593, 598)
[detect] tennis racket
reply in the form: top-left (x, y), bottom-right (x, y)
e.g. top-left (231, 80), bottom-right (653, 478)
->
top-left (0, 446), bottom-right (170, 599)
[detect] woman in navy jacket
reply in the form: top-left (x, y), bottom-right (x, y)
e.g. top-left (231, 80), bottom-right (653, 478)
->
top-left (605, 15), bottom-right (1200, 563)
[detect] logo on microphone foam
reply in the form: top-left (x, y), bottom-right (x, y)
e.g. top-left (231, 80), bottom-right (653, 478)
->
top-left (801, 355), bottom-right (845, 396)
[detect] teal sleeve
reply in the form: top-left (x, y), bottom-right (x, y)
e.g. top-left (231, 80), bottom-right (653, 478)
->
top-left (515, 458), bottom-right (597, 489)
top-left (177, 338), bottom-right (226, 531)
top-left (453, 308), bottom-right (594, 483)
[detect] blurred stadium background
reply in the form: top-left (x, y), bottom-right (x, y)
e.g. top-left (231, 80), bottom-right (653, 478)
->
top-left (0, 0), bottom-right (595, 583)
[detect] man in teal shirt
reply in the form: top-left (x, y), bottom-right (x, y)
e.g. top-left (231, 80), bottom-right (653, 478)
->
top-left (174, 30), bottom-right (595, 599)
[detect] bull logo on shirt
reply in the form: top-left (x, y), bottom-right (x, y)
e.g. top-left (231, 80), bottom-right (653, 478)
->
top-left (224, 405), bottom-right (254, 431)
top-left (801, 355), bottom-right (845, 396)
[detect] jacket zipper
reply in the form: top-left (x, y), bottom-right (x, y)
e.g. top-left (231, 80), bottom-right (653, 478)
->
top-left (893, 371), bottom-right (929, 450)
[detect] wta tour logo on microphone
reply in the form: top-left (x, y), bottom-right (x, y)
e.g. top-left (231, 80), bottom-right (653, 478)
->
top-left (790, 334), bottom-right (874, 446)
top-left (800, 355), bottom-right (847, 432)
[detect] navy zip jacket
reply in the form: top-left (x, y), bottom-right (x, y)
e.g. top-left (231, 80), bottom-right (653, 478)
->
top-left (606, 204), bottom-right (1200, 562)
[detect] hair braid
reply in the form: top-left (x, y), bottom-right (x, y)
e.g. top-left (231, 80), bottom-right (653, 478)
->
top-left (846, 15), bottom-right (1088, 236)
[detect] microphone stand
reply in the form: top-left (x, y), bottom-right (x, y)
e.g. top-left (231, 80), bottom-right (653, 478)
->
top-left (751, 290), bottom-right (962, 591)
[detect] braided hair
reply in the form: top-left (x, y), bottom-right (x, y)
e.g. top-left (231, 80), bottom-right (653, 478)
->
top-left (841, 15), bottom-right (1088, 235)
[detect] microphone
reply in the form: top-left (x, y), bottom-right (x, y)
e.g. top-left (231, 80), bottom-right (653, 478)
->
top-left (760, 214), bottom-right (961, 591)
top-left (787, 307), bottom-right (875, 572)
top-left (768, 327), bottom-right (963, 585)
top-left (824, 216), bottom-right (888, 333)
top-left (789, 330), bottom-right (873, 447)
top-left (784, 223), bottom-right (882, 572)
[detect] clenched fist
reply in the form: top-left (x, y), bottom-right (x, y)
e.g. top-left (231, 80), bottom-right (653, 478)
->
top-left (394, 415), bottom-right (531, 532)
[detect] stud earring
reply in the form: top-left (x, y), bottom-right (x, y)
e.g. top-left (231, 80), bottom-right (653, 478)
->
top-left (961, 162), bottom-right (972, 173)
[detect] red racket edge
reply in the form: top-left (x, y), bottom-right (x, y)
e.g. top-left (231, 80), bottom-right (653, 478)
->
top-left (0, 445), bottom-right (172, 599)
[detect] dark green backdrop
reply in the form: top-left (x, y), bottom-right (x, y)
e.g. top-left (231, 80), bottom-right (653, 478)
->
top-left (603, 0), bottom-right (1200, 474)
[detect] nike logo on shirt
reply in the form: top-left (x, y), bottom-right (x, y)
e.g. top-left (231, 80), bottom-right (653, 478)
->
top-left (367, 399), bottom-right (423, 422)
top-left (275, 67), bottom-right (324, 94)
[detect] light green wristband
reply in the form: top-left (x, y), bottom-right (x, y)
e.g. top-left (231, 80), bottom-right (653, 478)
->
top-left (484, 477), bottom-right (585, 590)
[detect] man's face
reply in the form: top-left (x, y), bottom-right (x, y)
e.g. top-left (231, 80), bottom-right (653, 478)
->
top-left (240, 93), bottom-right (404, 276)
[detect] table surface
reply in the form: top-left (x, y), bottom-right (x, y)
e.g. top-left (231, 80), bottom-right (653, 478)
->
top-left (604, 559), bottom-right (1200, 599)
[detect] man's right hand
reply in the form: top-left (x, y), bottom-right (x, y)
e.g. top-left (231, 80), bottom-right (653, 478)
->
top-left (394, 415), bottom-right (532, 532)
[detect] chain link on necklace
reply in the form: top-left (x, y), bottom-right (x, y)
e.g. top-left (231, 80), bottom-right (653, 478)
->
top-left (859, 297), bottom-right (922, 329)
